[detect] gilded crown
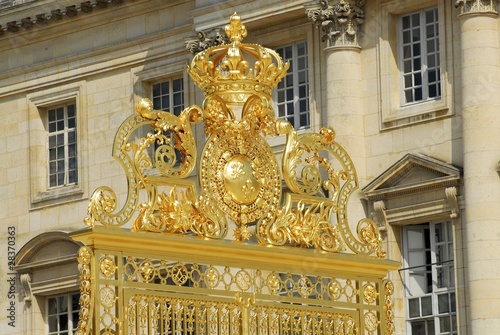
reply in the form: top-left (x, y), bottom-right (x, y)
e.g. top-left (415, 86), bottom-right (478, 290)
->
top-left (187, 13), bottom-right (290, 106)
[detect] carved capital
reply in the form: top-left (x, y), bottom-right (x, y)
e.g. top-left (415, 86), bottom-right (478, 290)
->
top-left (455, 0), bottom-right (498, 15)
top-left (306, 0), bottom-right (365, 48)
top-left (185, 27), bottom-right (230, 54)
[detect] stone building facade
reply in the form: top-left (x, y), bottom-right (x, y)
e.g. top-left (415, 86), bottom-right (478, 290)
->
top-left (0, 0), bottom-right (499, 334)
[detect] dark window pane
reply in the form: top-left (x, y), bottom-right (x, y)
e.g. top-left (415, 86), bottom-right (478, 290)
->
top-left (161, 82), bottom-right (169, 94)
top-left (411, 13), bottom-right (419, 27)
top-left (402, 16), bottom-right (410, 29)
top-left (153, 83), bottom-right (161, 97)
top-left (421, 296), bottom-right (432, 316)
top-left (413, 43), bottom-right (421, 57)
top-left (411, 321), bottom-right (425, 335)
top-left (161, 96), bottom-right (169, 110)
top-left (404, 60), bottom-right (412, 73)
top-left (414, 73), bottom-right (422, 86)
top-left (50, 175), bottom-right (57, 187)
top-left (278, 105), bottom-right (285, 117)
top-left (60, 314), bottom-right (68, 330)
top-left (403, 30), bottom-right (411, 43)
top-left (415, 87), bottom-right (423, 101)
top-left (278, 90), bottom-right (284, 102)
top-left (153, 97), bottom-right (161, 110)
top-left (56, 107), bottom-right (64, 119)
top-left (404, 75), bottom-right (412, 88)
top-left (299, 86), bottom-right (307, 98)
top-left (412, 28), bottom-right (420, 41)
top-left (438, 293), bottom-right (450, 313)
top-left (300, 113), bottom-right (308, 127)
top-left (297, 42), bottom-right (306, 55)
top-left (173, 79), bottom-right (183, 92)
top-left (440, 316), bottom-right (451, 333)
top-left (48, 110), bottom-right (56, 122)
top-left (58, 160), bottom-right (65, 172)
top-left (67, 104), bottom-right (75, 116)
top-left (173, 93), bottom-right (182, 106)
top-left (68, 132), bottom-right (76, 144)
top-left (413, 58), bottom-right (421, 71)
top-left (425, 9), bottom-right (435, 24)
top-left (405, 90), bottom-right (413, 103)
top-left (48, 315), bottom-right (58, 332)
top-left (69, 170), bottom-right (77, 184)
top-left (409, 298), bottom-right (420, 318)
top-left (429, 84), bottom-right (437, 98)
top-left (403, 45), bottom-right (411, 59)
top-left (57, 120), bottom-right (64, 131)
top-left (68, 117), bottom-right (76, 129)
top-left (299, 99), bottom-right (307, 112)
top-left (57, 146), bottom-right (64, 158)
top-left (426, 24), bottom-right (434, 38)
top-left (286, 89), bottom-right (294, 101)
top-left (58, 173), bottom-right (64, 185)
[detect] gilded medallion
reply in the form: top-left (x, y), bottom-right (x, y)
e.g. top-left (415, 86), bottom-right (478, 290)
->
top-left (199, 129), bottom-right (281, 229)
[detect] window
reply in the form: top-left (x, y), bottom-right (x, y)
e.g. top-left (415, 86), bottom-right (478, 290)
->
top-left (399, 7), bottom-right (441, 105)
top-left (403, 221), bottom-right (456, 335)
top-left (47, 104), bottom-right (78, 188)
top-left (378, 1), bottom-right (452, 129)
top-left (275, 41), bottom-right (309, 130)
top-left (152, 78), bottom-right (184, 115)
top-left (47, 292), bottom-right (80, 335)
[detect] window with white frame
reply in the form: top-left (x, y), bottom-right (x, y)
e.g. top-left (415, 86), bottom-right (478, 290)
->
top-left (47, 103), bottom-right (78, 188)
top-left (402, 221), bottom-right (457, 335)
top-left (152, 77), bottom-right (184, 115)
top-left (275, 41), bottom-right (310, 130)
top-left (399, 7), bottom-right (441, 105)
top-left (47, 292), bottom-right (80, 335)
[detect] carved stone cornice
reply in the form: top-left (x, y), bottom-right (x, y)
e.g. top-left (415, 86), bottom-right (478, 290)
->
top-left (306, 0), bottom-right (365, 48)
top-left (185, 27), bottom-right (230, 54)
top-left (455, 0), bottom-right (498, 15)
top-left (0, 0), bottom-right (129, 36)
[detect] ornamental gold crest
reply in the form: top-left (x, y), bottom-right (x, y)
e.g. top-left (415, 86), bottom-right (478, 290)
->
top-left (84, 13), bottom-right (385, 257)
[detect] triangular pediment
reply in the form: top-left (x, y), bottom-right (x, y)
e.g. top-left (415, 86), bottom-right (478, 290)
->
top-left (363, 154), bottom-right (461, 200)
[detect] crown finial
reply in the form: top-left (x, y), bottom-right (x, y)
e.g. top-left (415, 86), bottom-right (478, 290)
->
top-left (225, 12), bottom-right (247, 43)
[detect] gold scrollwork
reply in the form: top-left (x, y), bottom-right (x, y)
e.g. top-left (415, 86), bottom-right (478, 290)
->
top-left (384, 280), bottom-right (395, 335)
top-left (75, 246), bottom-right (94, 335)
top-left (257, 194), bottom-right (343, 252)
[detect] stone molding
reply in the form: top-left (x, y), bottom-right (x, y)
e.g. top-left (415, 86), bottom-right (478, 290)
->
top-left (305, 0), bottom-right (365, 48)
top-left (0, 0), bottom-right (129, 36)
top-left (185, 27), bottom-right (229, 54)
top-left (363, 154), bottom-right (463, 225)
top-left (455, 0), bottom-right (498, 15)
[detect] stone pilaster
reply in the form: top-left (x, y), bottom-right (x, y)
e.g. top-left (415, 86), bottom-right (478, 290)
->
top-left (456, 1), bottom-right (500, 333)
